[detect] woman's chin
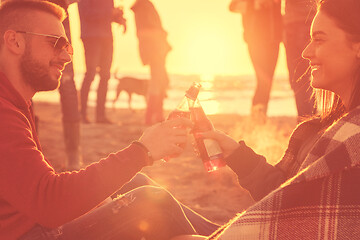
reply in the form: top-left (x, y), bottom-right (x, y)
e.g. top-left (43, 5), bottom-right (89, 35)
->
top-left (310, 74), bottom-right (324, 90)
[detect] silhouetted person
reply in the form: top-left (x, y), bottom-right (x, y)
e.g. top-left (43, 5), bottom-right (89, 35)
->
top-left (131, 0), bottom-right (171, 125)
top-left (78, 0), bottom-right (126, 124)
top-left (230, 0), bottom-right (282, 123)
top-left (283, 0), bottom-right (316, 120)
top-left (48, 0), bottom-right (82, 170)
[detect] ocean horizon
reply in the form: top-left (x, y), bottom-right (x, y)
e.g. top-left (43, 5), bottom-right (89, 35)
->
top-left (33, 72), bottom-right (298, 117)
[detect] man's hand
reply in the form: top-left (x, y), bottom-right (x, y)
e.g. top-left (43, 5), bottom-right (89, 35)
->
top-left (138, 118), bottom-right (193, 161)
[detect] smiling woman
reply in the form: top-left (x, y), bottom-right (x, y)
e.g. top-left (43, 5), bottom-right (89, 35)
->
top-left (169, 0), bottom-right (360, 239)
top-left (303, 11), bottom-right (360, 110)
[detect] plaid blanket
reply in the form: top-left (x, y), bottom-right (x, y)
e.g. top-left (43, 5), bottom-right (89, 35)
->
top-left (211, 107), bottom-right (360, 240)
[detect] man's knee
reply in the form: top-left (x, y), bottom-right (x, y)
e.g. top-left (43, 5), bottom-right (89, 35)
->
top-left (121, 186), bottom-right (177, 210)
top-left (132, 173), bottom-right (155, 185)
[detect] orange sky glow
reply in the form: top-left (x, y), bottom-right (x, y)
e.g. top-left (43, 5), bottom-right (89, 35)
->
top-left (68, 0), bottom-right (289, 77)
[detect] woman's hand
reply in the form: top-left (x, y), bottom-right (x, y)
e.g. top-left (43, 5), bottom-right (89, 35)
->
top-left (139, 118), bottom-right (193, 161)
top-left (196, 129), bottom-right (239, 158)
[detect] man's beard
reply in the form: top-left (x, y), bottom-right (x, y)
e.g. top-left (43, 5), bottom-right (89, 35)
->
top-left (20, 47), bottom-right (60, 92)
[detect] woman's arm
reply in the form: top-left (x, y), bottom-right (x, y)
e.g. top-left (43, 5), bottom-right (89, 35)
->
top-left (199, 130), bottom-right (286, 201)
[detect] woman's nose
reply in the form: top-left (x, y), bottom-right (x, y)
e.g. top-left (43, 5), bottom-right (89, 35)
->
top-left (302, 41), bottom-right (313, 61)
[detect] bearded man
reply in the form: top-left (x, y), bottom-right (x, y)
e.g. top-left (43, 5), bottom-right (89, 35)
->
top-left (0, 1), bottom-right (206, 239)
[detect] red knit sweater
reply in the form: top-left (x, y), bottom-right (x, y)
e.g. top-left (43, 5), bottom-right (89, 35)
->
top-left (0, 72), bottom-right (152, 239)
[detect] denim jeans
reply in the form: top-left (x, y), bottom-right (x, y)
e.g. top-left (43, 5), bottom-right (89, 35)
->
top-left (117, 173), bottom-right (220, 236)
top-left (80, 37), bottom-right (113, 119)
top-left (145, 53), bottom-right (169, 125)
top-left (20, 174), bottom-right (219, 240)
top-left (242, 2), bottom-right (282, 113)
top-left (247, 39), bottom-right (280, 111)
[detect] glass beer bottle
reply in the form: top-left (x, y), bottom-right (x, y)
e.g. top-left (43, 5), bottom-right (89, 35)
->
top-left (191, 99), bottom-right (226, 172)
top-left (164, 82), bottom-right (201, 161)
top-left (167, 82), bottom-right (201, 120)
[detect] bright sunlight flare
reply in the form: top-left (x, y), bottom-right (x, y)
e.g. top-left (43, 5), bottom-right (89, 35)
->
top-left (186, 28), bottom-right (232, 77)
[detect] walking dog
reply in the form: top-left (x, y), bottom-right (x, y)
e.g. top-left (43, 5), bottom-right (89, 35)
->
top-left (113, 76), bottom-right (149, 110)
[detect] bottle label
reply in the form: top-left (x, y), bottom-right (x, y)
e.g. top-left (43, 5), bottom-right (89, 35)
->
top-left (167, 110), bottom-right (191, 120)
top-left (203, 139), bottom-right (222, 157)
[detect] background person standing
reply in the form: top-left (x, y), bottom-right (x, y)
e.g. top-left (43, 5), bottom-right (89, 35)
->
top-left (45, 0), bottom-right (82, 170)
top-left (131, 0), bottom-right (171, 125)
top-left (283, 0), bottom-right (317, 120)
top-left (78, 0), bottom-right (126, 124)
top-left (230, 0), bottom-right (282, 123)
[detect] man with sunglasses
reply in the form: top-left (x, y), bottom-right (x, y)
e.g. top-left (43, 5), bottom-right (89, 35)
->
top-left (0, 1), bottom-right (198, 239)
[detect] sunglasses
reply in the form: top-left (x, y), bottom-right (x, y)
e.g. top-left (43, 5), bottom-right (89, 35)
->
top-left (16, 31), bottom-right (73, 56)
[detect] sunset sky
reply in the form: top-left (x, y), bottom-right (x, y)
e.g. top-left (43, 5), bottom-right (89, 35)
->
top-left (68, 0), bottom-right (289, 78)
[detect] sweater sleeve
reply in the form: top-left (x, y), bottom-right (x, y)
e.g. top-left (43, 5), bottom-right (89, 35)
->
top-left (226, 141), bottom-right (286, 201)
top-left (0, 103), bottom-right (151, 228)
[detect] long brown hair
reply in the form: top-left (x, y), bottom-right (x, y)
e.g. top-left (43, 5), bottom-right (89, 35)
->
top-left (314, 0), bottom-right (360, 126)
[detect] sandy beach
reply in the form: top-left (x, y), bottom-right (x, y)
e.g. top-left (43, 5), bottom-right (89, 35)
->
top-left (34, 100), bottom-right (297, 225)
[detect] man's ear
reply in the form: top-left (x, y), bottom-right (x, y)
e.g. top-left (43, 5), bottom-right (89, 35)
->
top-left (3, 30), bottom-right (25, 54)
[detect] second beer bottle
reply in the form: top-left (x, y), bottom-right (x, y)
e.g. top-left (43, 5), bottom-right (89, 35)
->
top-left (191, 98), bottom-right (226, 172)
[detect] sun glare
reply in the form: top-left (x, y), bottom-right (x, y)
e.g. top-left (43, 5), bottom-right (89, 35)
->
top-left (202, 99), bottom-right (220, 115)
top-left (199, 91), bottom-right (220, 115)
top-left (199, 80), bottom-right (214, 90)
top-left (68, 1), bottom-right (261, 76)
top-left (186, 27), bottom-right (231, 76)
top-left (200, 74), bottom-right (215, 82)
